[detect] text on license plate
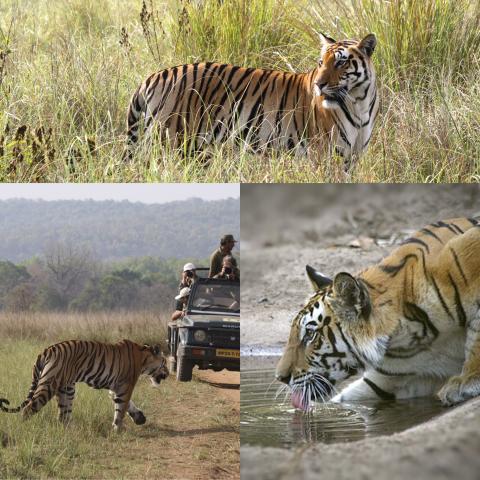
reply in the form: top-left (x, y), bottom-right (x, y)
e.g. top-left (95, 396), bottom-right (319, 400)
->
top-left (216, 349), bottom-right (240, 358)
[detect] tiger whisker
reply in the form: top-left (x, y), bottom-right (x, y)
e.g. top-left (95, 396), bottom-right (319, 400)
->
top-left (267, 376), bottom-right (279, 396)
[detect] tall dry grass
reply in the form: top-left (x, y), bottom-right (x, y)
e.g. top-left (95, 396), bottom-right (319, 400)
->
top-left (0, 310), bottom-right (168, 345)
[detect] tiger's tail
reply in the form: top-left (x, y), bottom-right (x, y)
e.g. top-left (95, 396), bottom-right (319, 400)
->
top-left (0, 353), bottom-right (44, 414)
top-left (124, 85), bottom-right (146, 160)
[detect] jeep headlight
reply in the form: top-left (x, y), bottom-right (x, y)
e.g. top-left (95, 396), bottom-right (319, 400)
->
top-left (193, 329), bottom-right (207, 342)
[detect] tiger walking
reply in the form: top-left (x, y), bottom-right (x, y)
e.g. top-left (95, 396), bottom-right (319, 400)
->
top-left (125, 33), bottom-right (379, 168)
top-left (0, 340), bottom-right (169, 431)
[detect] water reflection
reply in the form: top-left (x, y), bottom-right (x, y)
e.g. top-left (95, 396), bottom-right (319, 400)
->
top-left (241, 367), bottom-right (446, 448)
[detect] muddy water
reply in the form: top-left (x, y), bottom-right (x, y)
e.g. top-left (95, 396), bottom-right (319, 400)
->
top-left (241, 362), bottom-right (447, 448)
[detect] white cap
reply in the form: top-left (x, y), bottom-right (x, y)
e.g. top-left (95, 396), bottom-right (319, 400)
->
top-left (183, 262), bottom-right (196, 272)
top-left (175, 287), bottom-right (191, 301)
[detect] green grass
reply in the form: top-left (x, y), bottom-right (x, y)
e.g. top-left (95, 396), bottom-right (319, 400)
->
top-left (0, 0), bottom-right (479, 182)
top-left (0, 313), bottom-right (239, 478)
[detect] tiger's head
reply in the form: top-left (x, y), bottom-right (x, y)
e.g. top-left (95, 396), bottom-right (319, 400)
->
top-left (141, 344), bottom-right (169, 386)
top-left (312, 33), bottom-right (377, 109)
top-left (276, 265), bottom-right (377, 410)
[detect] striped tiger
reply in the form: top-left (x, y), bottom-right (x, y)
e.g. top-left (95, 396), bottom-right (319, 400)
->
top-left (0, 340), bottom-right (169, 431)
top-left (126, 33), bottom-right (379, 168)
top-left (275, 217), bottom-right (480, 410)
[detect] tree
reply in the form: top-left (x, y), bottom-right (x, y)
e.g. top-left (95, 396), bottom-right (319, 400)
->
top-left (43, 242), bottom-right (94, 308)
top-left (0, 261), bottom-right (31, 309)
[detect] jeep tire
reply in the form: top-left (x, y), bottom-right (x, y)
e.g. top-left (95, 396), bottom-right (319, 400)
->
top-left (177, 356), bottom-right (193, 381)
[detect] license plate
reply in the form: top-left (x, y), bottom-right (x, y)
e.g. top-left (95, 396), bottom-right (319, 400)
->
top-left (216, 349), bottom-right (240, 358)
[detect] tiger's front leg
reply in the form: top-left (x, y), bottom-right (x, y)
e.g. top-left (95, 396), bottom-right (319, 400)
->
top-left (109, 387), bottom-right (134, 432)
top-left (331, 373), bottom-right (395, 403)
top-left (438, 312), bottom-right (480, 406)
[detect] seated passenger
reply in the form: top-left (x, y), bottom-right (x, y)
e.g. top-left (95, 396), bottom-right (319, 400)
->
top-left (179, 262), bottom-right (198, 289)
top-left (213, 255), bottom-right (240, 281)
top-left (171, 287), bottom-right (190, 321)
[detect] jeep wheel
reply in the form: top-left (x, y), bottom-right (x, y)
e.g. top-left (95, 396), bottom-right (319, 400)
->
top-left (168, 355), bottom-right (177, 373)
top-left (177, 357), bottom-right (193, 381)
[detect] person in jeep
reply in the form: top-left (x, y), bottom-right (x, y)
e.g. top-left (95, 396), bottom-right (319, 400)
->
top-left (171, 287), bottom-right (190, 321)
top-left (213, 255), bottom-right (240, 281)
top-left (179, 262), bottom-right (198, 289)
top-left (209, 235), bottom-right (239, 278)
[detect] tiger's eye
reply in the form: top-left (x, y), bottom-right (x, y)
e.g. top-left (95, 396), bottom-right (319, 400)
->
top-left (304, 329), bottom-right (315, 342)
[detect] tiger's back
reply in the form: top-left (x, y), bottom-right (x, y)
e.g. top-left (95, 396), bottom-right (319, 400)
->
top-left (363, 217), bottom-right (480, 313)
top-left (127, 62), bottom-right (314, 152)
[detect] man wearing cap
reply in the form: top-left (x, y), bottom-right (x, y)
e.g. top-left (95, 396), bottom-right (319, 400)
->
top-left (171, 287), bottom-right (190, 321)
top-left (173, 263), bottom-right (197, 314)
top-left (179, 262), bottom-right (198, 290)
top-left (209, 234), bottom-right (239, 278)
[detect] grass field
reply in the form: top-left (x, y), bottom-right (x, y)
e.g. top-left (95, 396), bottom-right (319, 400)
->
top-left (0, 312), bottom-right (240, 479)
top-left (0, 0), bottom-right (479, 182)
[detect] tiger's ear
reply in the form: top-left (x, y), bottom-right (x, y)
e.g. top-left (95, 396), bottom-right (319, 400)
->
top-left (331, 272), bottom-right (371, 322)
top-left (306, 265), bottom-right (332, 291)
top-left (319, 32), bottom-right (336, 56)
top-left (319, 32), bottom-right (336, 46)
top-left (358, 34), bottom-right (376, 57)
top-left (141, 344), bottom-right (161, 355)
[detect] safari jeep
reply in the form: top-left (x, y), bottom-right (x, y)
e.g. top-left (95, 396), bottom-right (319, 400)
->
top-left (167, 277), bottom-right (240, 381)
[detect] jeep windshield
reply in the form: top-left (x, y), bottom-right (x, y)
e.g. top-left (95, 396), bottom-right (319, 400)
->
top-left (189, 282), bottom-right (240, 315)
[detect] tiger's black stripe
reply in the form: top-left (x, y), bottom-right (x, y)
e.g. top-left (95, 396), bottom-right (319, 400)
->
top-left (450, 247), bottom-right (468, 285)
top-left (420, 227), bottom-right (443, 243)
top-left (363, 377), bottom-right (395, 401)
top-left (401, 237), bottom-right (430, 253)
top-left (379, 254), bottom-right (417, 277)
top-left (431, 275), bottom-right (455, 323)
top-left (448, 273), bottom-right (467, 327)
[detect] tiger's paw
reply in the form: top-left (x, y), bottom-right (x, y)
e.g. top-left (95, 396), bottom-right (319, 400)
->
top-left (113, 423), bottom-right (126, 433)
top-left (132, 411), bottom-right (146, 425)
top-left (437, 375), bottom-right (480, 406)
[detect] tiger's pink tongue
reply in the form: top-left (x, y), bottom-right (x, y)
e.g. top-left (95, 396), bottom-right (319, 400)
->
top-left (291, 391), bottom-right (309, 411)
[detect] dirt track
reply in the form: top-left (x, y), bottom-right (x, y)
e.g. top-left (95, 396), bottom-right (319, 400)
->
top-left (195, 370), bottom-right (240, 407)
top-left (131, 369), bottom-right (240, 480)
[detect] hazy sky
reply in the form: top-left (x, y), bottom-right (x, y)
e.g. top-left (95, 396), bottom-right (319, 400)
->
top-left (0, 184), bottom-right (239, 203)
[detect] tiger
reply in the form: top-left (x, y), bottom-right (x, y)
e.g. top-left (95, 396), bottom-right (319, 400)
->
top-left (0, 339), bottom-right (169, 431)
top-left (125, 33), bottom-right (379, 168)
top-left (275, 217), bottom-right (480, 411)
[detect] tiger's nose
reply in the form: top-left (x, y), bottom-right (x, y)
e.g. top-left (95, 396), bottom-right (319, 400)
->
top-left (275, 373), bottom-right (291, 384)
top-left (316, 82), bottom-right (327, 93)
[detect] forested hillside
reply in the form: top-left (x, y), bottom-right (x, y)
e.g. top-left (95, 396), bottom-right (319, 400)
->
top-left (0, 198), bottom-right (240, 261)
